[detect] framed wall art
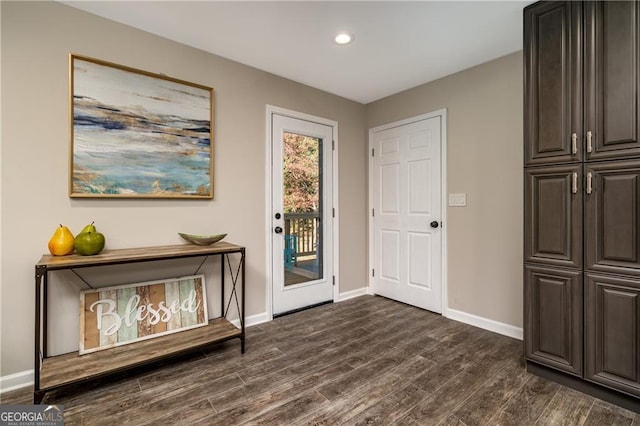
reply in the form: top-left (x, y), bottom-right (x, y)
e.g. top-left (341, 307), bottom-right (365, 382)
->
top-left (69, 54), bottom-right (214, 199)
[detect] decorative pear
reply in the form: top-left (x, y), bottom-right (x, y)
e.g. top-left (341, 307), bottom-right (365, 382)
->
top-left (74, 221), bottom-right (105, 256)
top-left (80, 221), bottom-right (97, 234)
top-left (48, 224), bottom-right (75, 256)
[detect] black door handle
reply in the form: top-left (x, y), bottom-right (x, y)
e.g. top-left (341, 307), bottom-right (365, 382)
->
top-left (430, 221), bottom-right (439, 229)
top-left (274, 226), bottom-right (283, 234)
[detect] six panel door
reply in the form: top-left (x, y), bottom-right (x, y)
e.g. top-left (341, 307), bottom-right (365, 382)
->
top-left (525, 165), bottom-right (583, 269)
top-left (372, 115), bottom-right (442, 313)
top-left (585, 1), bottom-right (640, 161)
top-left (586, 273), bottom-right (640, 397)
top-left (585, 160), bottom-right (640, 277)
top-left (525, 265), bottom-right (583, 376)
top-left (524, 1), bottom-right (582, 165)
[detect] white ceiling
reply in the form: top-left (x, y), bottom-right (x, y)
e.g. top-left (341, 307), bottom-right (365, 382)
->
top-left (61, 1), bottom-right (530, 104)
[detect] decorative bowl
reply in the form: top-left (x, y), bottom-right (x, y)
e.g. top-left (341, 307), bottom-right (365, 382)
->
top-left (178, 233), bottom-right (227, 246)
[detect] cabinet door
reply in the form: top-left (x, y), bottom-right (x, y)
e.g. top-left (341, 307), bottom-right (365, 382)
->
top-left (524, 1), bottom-right (582, 165)
top-left (585, 160), bottom-right (640, 277)
top-left (586, 273), bottom-right (640, 397)
top-left (525, 165), bottom-right (582, 269)
top-left (525, 265), bottom-right (583, 376)
top-left (585, 1), bottom-right (640, 161)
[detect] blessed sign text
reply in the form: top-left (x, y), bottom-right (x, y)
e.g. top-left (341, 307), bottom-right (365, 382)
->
top-left (79, 275), bottom-right (208, 354)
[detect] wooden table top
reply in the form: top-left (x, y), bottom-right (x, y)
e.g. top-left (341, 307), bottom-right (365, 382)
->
top-left (36, 242), bottom-right (244, 270)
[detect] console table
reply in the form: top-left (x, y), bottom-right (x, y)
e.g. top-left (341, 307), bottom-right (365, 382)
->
top-left (33, 242), bottom-right (245, 403)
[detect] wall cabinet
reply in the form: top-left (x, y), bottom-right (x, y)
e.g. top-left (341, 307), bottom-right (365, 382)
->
top-left (524, 0), bottom-right (640, 407)
top-left (585, 1), bottom-right (640, 161)
top-left (585, 160), bottom-right (640, 277)
top-left (524, 1), bottom-right (582, 166)
top-left (525, 1), bottom-right (640, 166)
top-left (524, 265), bottom-right (582, 375)
top-left (524, 164), bottom-right (582, 269)
top-left (586, 273), bottom-right (640, 397)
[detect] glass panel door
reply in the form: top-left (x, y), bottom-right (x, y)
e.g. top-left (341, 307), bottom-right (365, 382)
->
top-left (283, 132), bottom-right (323, 286)
top-left (271, 112), bottom-right (333, 316)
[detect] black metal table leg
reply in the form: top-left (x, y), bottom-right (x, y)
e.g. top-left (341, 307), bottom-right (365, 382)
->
top-left (34, 265), bottom-right (46, 404)
top-left (241, 249), bottom-right (245, 354)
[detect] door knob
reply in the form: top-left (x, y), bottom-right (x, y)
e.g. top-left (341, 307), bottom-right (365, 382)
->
top-left (274, 226), bottom-right (283, 234)
top-left (275, 213), bottom-right (281, 219)
top-left (430, 221), bottom-right (439, 229)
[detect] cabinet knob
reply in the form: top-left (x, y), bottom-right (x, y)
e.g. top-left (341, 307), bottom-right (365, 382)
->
top-left (274, 226), bottom-right (283, 234)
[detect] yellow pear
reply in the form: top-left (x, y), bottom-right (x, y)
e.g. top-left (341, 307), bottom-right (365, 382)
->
top-left (48, 224), bottom-right (75, 256)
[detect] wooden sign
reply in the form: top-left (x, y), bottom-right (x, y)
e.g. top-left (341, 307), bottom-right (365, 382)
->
top-left (79, 275), bottom-right (208, 355)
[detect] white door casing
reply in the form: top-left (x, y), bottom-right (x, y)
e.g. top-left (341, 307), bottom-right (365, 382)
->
top-left (268, 108), bottom-right (336, 316)
top-left (370, 111), bottom-right (445, 313)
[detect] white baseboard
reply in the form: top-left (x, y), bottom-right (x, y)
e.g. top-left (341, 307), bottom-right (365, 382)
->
top-left (230, 312), bottom-right (269, 329)
top-left (445, 308), bottom-right (523, 340)
top-left (337, 287), bottom-right (368, 302)
top-left (0, 369), bottom-right (33, 394)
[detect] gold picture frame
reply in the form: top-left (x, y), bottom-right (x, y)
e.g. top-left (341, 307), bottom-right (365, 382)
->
top-left (69, 54), bottom-right (214, 199)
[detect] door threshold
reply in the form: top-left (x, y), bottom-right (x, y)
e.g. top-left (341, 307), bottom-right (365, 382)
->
top-left (273, 300), bottom-right (333, 319)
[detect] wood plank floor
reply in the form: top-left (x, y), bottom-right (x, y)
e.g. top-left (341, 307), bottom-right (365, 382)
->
top-left (2, 295), bottom-right (639, 425)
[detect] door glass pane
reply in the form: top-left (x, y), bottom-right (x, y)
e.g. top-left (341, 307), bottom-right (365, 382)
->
top-left (283, 132), bottom-right (323, 286)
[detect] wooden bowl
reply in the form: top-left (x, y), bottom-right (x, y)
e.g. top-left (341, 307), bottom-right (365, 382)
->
top-left (178, 233), bottom-right (227, 246)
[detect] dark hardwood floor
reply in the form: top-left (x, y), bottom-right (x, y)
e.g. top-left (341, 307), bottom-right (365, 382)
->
top-left (2, 295), bottom-right (639, 425)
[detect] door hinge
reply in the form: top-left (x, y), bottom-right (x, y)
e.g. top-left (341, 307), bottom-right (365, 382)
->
top-left (332, 207), bottom-right (335, 218)
top-left (372, 208), bottom-right (375, 217)
top-left (332, 140), bottom-right (335, 151)
top-left (372, 148), bottom-right (375, 157)
top-left (332, 275), bottom-right (335, 286)
top-left (372, 269), bottom-right (375, 277)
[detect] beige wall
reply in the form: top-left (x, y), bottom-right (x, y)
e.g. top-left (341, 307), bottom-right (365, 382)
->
top-left (0, 1), bottom-right (367, 378)
top-left (367, 52), bottom-right (524, 329)
top-left (1, 1), bottom-right (524, 381)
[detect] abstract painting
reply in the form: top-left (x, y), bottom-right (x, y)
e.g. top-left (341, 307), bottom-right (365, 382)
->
top-left (70, 55), bottom-right (214, 198)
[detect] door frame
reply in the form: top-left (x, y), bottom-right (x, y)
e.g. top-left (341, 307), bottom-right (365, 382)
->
top-left (265, 105), bottom-right (339, 320)
top-left (367, 109), bottom-right (448, 316)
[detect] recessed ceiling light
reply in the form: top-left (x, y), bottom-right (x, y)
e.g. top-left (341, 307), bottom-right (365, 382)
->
top-left (334, 33), bottom-right (354, 45)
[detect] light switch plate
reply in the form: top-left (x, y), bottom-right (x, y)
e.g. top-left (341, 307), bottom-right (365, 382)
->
top-left (449, 193), bottom-right (467, 207)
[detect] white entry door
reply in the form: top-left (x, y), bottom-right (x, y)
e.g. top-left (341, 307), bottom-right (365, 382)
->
top-left (371, 113), bottom-right (443, 313)
top-left (271, 111), bottom-right (334, 316)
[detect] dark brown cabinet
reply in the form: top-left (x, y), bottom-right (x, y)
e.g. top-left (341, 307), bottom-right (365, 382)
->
top-left (525, 0), bottom-right (640, 165)
top-left (525, 0), bottom-right (640, 406)
top-left (525, 265), bottom-right (583, 375)
top-left (525, 165), bottom-right (582, 269)
top-left (586, 273), bottom-right (640, 397)
top-left (585, 160), bottom-right (640, 277)
top-left (524, 1), bottom-right (582, 166)
top-left (585, 1), bottom-right (640, 161)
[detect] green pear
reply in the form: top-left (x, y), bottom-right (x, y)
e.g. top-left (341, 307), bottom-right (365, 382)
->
top-left (74, 221), bottom-right (105, 256)
top-left (80, 221), bottom-right (96, 234)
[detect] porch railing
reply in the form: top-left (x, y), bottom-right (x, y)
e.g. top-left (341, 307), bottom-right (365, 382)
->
top-left (284, 212), bottom-right (320, 257)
